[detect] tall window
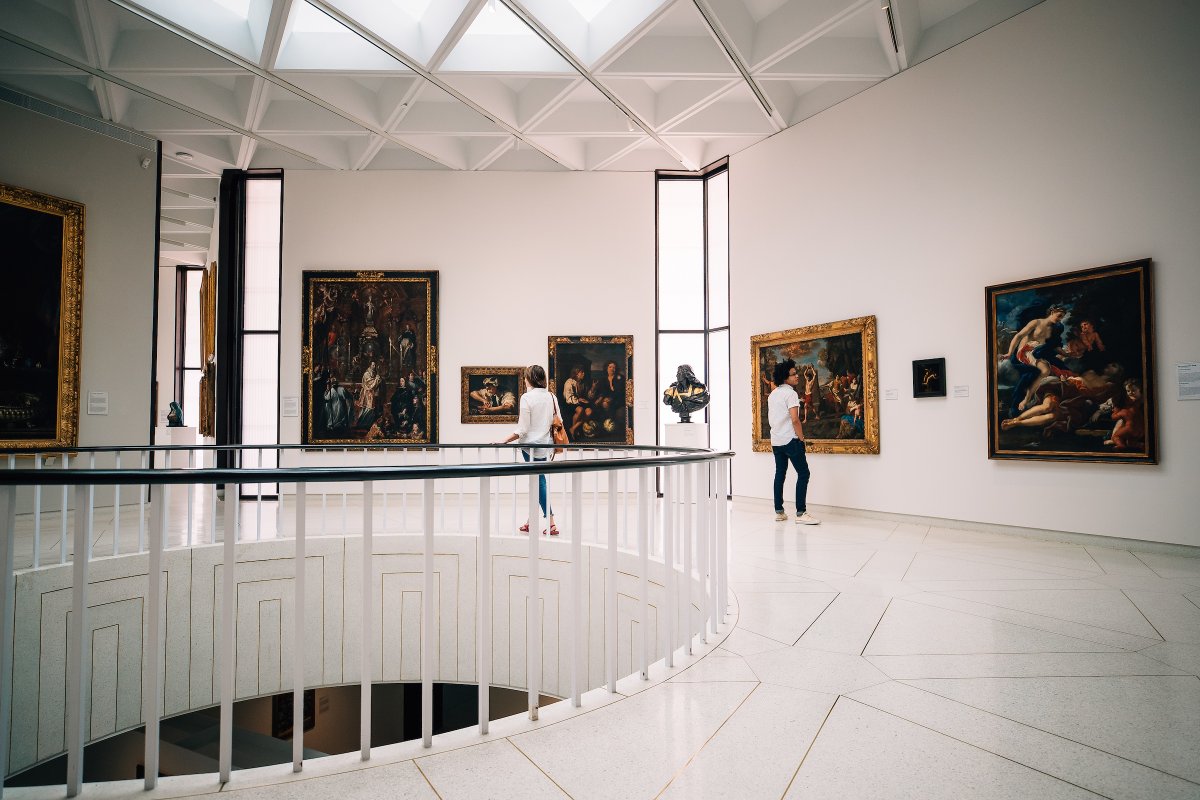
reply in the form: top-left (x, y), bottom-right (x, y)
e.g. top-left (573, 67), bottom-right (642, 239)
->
top-left (240, 175), bottom-right (282, 493)
top-left (173, 265), bottom-right (205, 421)
top-left (656, 161), bottom-right (730, 487)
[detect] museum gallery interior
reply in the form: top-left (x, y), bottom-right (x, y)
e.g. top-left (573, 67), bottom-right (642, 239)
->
top-left (0, 0), bottom-right (1197, 798)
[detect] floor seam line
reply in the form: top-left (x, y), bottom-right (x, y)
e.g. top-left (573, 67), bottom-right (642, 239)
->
top-left (788, 592), bottom-right (840, 646)
top-left (777, 693), bottom-right (839, 800)
top-left (508, 738), bottom-right (578, 799)
top-left (412, 758), bottom-right (446, 800)
top-left (932, 591), bottom-right (1162, 641)
top-left (1119, 588), bottom-right (1168, 642)
top-left (859, 597), bottom-right (893, 656)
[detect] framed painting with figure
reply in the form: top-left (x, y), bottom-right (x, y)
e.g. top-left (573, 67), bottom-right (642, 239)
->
top-left (461, 366), bottom-right (524, 424)
top-left (986, 259), bottom-right (1156, 463)
top-left (751, 316), bottom-right (879, 454)
top-left (547, 336), bottom-right (634, 444)
top-left (912, 358), bottom-right (946, 398)
top-left (0, 182), bottom-right (84, 450)
top-left (302, 270), bottom-right (438, 445)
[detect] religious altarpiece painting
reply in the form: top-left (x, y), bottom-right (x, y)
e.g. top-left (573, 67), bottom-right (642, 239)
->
top-left (302, 270), bottom-right (438, 445)
top-left (751, 316), bottom-right (880, 454)
top-left (461, 366), bottom-right (524, 424)
top-left (986, 259), bottom-right (1156, 463)
top-left (547, 336), bottom-right (634, 444)
top-left (0, 182), bottom-right (84, 449)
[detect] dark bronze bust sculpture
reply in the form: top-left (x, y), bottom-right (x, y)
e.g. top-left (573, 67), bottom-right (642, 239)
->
top-left (662, 364), bottom-right (710, 423)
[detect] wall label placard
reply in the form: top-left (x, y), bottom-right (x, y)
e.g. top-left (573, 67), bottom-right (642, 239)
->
top-left (1178, 363), bottom-right (1200, 400)
top-left (953, 385), bottom-right (969, 398)
top-left (87, 391), bottom-right (109, 416)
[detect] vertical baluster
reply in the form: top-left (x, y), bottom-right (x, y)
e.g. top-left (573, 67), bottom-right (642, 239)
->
top-left (527, 474), bottom-right (540, 720)
top-left (606, 471), bottom-right (618, 693)
top-left (622, 466), bottom-right (630, 549)
top-left (591, 450), bottom-right (599, 542)
top-left (717, 460), bottom-right (729, 625)
top-left (187, 450), bottom-right (195, 547)
top-left (511, 449), bottom-right (519, 535)
top-left (342, 449), bottom-right (348, 535)
top-left (322, 485), bottom-right (328, 536)
top-left (570, 471), bottom-right (583, 707)
top-left (59, 455), bottom-right (68, 565)
top-left (65, 483), bottom-right (91, 797)
top-left (438, 448), bottom-right (446, 531)
top-left (683, 462), bottom-right (694, 656)
top-left (139, 451), bottom-right (147, 554)
top-left (33, 454), bottom-right (42, 568)
top-left (293, 483), bottom-right (306, 773)
top-left (422, 480), bottom-right (434, 747)
top-left (477, 476), bottom-right (491, 734)
top-left (256, 449), bottom-right (263, 541)
top-left (0, 485), bottom-right (19, 796)
top-left (209, 451), bottom-right (218, 546)
top-left (638, 467), bottom-right (650, 680)
top-left (698, 461), bottom-right (710, 644)
top-left (112, 452), bottom-right (121, 557)
top-left (457, 449), bottom-right (464, 533)
top-left (87, 454), bottom-right (96, 559)
top-left (219, 478), bottom-right (237, 784)
top-left (143, 484), bottom-right (167, 789)
top-left (401, 449), bottom-right (408, 533)
top-left (360, 481), bottom-right (373, 760)
top-left (663, 466), bottom-right (674, 669)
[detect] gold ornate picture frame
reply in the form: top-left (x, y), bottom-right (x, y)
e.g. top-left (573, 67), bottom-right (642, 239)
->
top-left (0, 182), bottom-right (84, 449)
top-left (547, 336), bottom-right (634, 444)
top-left (302, 270), bottom-right (439, 445)
top-left (751, 316), bottom-right (879, 454)
top-left (461, 366), bottom-right (524, 424)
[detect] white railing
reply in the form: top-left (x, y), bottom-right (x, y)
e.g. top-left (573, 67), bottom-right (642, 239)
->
top-left (0, 443), bottom-right (731, 797)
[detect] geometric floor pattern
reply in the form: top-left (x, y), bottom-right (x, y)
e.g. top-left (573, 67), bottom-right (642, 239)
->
top-left (9, 503), bottom-right (1199, 799)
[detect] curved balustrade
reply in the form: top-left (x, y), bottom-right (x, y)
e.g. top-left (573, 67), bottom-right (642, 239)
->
top-left (0, 443), bottom-right (732, 797)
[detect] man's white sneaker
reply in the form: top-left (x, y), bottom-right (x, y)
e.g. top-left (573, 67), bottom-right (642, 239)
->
top-left (774, 510), bottom-right (788, 522)
top-left (795, 512), bottom-right (821, 525)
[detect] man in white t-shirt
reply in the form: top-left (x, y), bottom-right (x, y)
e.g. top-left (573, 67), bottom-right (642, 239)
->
top-left (767, 359), bottom-right (820, 525)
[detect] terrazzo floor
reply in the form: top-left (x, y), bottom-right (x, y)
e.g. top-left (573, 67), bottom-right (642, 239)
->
top-left (7, 501), bottom-right (1200, 799)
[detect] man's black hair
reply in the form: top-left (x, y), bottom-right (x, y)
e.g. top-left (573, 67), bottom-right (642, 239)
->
top-left (773, 359), bottom-right (796, 386)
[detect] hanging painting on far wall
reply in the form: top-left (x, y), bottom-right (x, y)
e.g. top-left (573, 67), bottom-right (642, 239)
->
top-left (547, 336), bottom-right (634, 444)
top-left (461, 366), bottom-right (524, 424)
top-left (302, 270), bottom-right (439, 445)
top-left (912, 357), bottom-right (946, 398)
top-left (0, 182), bottom-right (84, 450)
top-left (986, 258), bottom-right (1156, 463)
top-left (750, 316), bottom-right (879, 454)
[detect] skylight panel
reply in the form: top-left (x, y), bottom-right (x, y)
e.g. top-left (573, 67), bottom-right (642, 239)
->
top-left (565, 0), bottom-right (614, 23)
top-left (211, 0), bottom-right (252, 18)
top-left (290, 2), bottom-right (345, 34)
top-left (471, 3), bottom-right (534, 36)
top-left (388, 0), bottom-right (434, 20)
top-left (439, 2), bottom-right (575, 73)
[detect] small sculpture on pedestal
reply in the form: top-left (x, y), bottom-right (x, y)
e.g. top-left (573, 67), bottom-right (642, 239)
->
top-left (662, 364), bottom-right (710, 423)
top-left (166, 400), bottom-right (184, 427)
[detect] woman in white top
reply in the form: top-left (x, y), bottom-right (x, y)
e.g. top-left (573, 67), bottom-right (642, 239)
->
top-left (499, 364), bottom-right (560, 535)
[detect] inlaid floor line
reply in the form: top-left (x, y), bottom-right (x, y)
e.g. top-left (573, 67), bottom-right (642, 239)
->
top-left (839, 693), bottom-right (1119, 799)
top-left (896, 677), bottom-right (1200, 786)
top-left (1081, 547), bottom-right (1109, 575)
top-left (1184, 594), bottom-right (1200, 614)
top-left (507, 738), bottom-right (578, 800)
top-left (1130, 551), bottom-right (1165, 579)
top-left (858, 597), bottom-right (893, 656)
top-left (788, 592), bottom-right (840, 647)
top-left (1135, 645), bottom-right (1200, 678)
top-left (650, 681), bottom-right (763, 800)
top-left (928, 590), bottom-right (1166, 642)
top-left (776, 693), bottom-right (840, 800)
top-left (412, 758), bottom-right (447, 800)
top-left (740, 556), bottom-right (858, 582)
top-left (919, 581), bottom-right (1102, 591)
top-left (900, 595), bottom-right (1158, 651)
top-left (916, 548), bottom-right (1101, 580)
top-left (1120, 589), bottom-right (1169, 642)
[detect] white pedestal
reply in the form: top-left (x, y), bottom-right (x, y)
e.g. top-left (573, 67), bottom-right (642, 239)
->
top-left (155, 426), bottom-right (197, 468)
top-left (664, 421), bottom-right (709, 450)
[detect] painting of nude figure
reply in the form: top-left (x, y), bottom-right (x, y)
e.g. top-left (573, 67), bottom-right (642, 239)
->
top-left (750, 316), bottom-right (879, 454)
top-left (986, 259), bottom-right (1156, 463)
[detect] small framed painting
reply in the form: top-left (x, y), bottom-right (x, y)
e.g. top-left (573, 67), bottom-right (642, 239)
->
top-left (912, 358), bottom-right (946, 398)
top-left (461, 367), bottom-right (524, 424)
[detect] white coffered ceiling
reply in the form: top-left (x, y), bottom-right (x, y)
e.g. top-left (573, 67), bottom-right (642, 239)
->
top-left (0, 0), bottom-right (1043, 264)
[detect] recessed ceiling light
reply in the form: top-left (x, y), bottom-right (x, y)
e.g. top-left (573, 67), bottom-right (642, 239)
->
top-left (174, 151), bottom-right (194, 161)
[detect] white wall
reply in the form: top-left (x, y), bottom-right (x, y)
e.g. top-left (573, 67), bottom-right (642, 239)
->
top-left (730, 0), bottom-right (1200, 546)
top-left (281, 170), bottom-right (655, 448)
top-left (0, 102), bottom-right (158, 448)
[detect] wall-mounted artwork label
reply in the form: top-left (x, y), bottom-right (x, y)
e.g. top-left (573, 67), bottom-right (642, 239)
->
top-left (0, 183), bottom-right (84, 449)
top-left (986, 259), bottom-right (1156, 463)
top-left (86, 392), bottom-right (108, 415)
top-left (1178, 363), bottom-right (1200, 400)
top-left (281, 396), bottom-right (299, 417)
top-left (302, 270), bottom-right (439, 445)
top-left (750, 316), bottom-right (879, 454)
top-left (884, 389), bottom-right (898, 401)
top-left (953, 385), bottom-right (969, 398)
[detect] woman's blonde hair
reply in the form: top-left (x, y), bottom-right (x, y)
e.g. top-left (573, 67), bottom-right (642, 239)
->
top-left (524, 364), bottom-right (547, 388)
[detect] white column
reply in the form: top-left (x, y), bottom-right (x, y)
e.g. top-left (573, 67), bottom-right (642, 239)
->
top-left (570, 471), bottom-right (583, 707)
top-left (527, 474), bottom-right (540, 720)
top-left (65, 483), bottom-right (91, 797)
top-left (477, 476), bottom-right (491, 734)
top-left (142, 488), bottom-right (167, 789)
top-left (360, 481), bottom-right (373, 760)
top-left (606, 471), bottom-right (618, 693)
top-left (717, 461), bottom-right (729, 624)
top-left (292, 483), bottom-right (306, 772)
top-left (422, 480), bottom-right (434, 748)
top-left (219, 481), bottom-right (237, 784)
top-left (638, 467), bottom-right (650, 680)
top-left (662, 466), bottom-right (674, 669)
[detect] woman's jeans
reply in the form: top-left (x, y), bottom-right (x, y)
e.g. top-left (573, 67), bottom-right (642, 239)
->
top-left (521, 450), bottom-right (553, 517)
top-left (772, 438), bottom-right (810, 514)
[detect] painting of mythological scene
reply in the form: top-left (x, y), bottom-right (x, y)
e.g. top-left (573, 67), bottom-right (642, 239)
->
top-left (548, 336), bottom-right (633, 444)
top-left (461, 367), bottom-right (524, 424)
top-left (0, 183), bottom-right (84, 449)
top-left (986, 259), bottom-right (1156, 463)
top-left (751, 316), bottom-right (879, 454)
top-left (302, 270), bottom-right (438, 445)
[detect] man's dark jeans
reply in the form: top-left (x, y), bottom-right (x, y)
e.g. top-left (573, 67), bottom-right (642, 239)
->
top-left (772, 438), bottom-right (810, 515)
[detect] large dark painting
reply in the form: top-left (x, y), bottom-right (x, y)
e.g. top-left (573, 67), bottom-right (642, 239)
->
top-left (986, 259), bottom-right (1156, 463)
top-left (751, 316), bottom-right (879, 454)
top-left (548, 336), bottom-right (633, 444)
top-left (0, 183), bottom-right (84, 449)
top-left (302, 270), bottom-right (438, 445)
